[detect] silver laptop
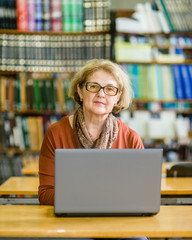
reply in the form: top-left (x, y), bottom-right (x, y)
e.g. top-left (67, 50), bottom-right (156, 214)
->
top-left (54, 149), bottom-right (163, 217)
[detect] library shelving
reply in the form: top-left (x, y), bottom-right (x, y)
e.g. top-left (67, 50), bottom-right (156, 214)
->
top-left (112, 9), bottom-right (192, 162)
top-left (0, 0), bottom-right (112, 182)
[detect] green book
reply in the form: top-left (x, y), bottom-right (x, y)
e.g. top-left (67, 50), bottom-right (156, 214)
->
top-left (61, 0), bottom-right (73, 31)
top-left (15, 77), bottom-right (21, 110)
top-left (34, 79), bottom-right (41, 110)
top-left (42, 80), bottom-right (48, 110)
top-left (50, 79), bottom-right (56, 110)
top-left (22, 117), bottom-right (30, 149)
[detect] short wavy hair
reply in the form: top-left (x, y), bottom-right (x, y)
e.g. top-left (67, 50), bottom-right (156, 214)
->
top-left (68, 59), bottom-right (133, 114)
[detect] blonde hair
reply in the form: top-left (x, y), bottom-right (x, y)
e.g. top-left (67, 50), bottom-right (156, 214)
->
top-left (68, 59), bottom-right (133, 114)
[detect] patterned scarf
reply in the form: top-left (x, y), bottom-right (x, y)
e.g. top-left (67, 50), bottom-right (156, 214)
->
top-left (73, 107), bottom-right (118, 149)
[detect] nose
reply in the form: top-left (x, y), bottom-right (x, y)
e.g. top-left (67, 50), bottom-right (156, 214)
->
top-left (97, 87), bottom-right (105, 96)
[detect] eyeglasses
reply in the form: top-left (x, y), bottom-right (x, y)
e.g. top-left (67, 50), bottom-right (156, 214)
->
top-left (85, 82), bottom-right (119, 96)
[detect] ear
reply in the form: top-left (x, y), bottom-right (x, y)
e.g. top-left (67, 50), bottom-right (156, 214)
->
top-left (77, 84), bottom-right (83, 100)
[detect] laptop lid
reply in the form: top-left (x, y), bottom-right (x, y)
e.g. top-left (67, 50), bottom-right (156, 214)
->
top-left (54, 149), bottom-right (163, 217)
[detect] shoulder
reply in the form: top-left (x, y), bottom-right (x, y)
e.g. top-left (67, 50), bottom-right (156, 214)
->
top-left (45, 115), bottom-right (72, 136)
top-left (116, 118), bottom-right (144, 148)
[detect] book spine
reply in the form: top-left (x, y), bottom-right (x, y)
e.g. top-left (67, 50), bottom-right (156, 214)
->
top-left (171, 65), bottom-right (184, 100)
top-left (61, 0), bottom-right (72, 31)
top-left (50, 0), bottom-right (62, 31)
top-left (27, 0), bottom-right (36, 31)
top-left (159, 0), bottom-right (175, 31)
top-left (42, 0), bottom-right (51, 31)
top-left (34, 79), bottom-right (41, 110)
top-left (180, 65), bottom-right (192, 99)
top-left (35, 0), bottom-right (43, 31)
top-left (16, 0), bottom-right (28, 31)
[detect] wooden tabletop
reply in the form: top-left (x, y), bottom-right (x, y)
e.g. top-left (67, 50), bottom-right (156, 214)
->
top-left (1, 176), bottom-right (192, 196)
top-left (0, 177), bottom-right (39, 195)
top-left (21, 161), bottom-right (38, 175)
top-left (0, 205), bottom-right (192, 238)
top-left (161, 177), bottom-right (192, 195)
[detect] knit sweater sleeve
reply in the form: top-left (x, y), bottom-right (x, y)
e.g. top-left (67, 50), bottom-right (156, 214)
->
top-left (38, 116), bottom-right (76, 205)
top-left (38, 125), bottom-right (56, 205)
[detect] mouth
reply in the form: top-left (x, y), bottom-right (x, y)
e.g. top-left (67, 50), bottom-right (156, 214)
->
top-left (94, 101), bottom-right (105, 105)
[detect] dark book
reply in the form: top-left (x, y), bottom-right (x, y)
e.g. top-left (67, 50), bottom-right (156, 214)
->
top-left (42, 0), bottom-right (51, 31)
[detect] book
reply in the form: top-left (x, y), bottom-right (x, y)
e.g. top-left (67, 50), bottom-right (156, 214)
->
top-left (144, 2), bottom-right (162, 33)
top-left (61, 0), bottom-right (72, 31)
top-left (7, 76), bottom-right (14, 111)
top-left (171, 65), bottom-right (184, 100)
top-left (162, 65), bottom-right (175, 100)
top-left (34, 79), bottom-right (41, 110)
top-left (180, 65), bottom-right (192, 99)
top-left (0, 76), bottom-right (7, 111)
top-left (42, 0), bottom-right (51, 31)
top-left (57, 77), bottom-right (65, 111)
top-left (15, 76), bottom-right (21, 110)
top-left (35, 0), bottom-right (43, 31)
top-left (50, 0), bottom-right (62, 31)
top-left (22, 117), bottom-right (30, 149)
top-left (16, 0), bottom-right (28, 31)
top-left (20, 73), bottom-right (27, 111)
top-left (27, 0), bottom-right (36, 31)
top-left (156, 0), bottom-right (175, 32)
top-left (131, 64), bottom-right (139, 99)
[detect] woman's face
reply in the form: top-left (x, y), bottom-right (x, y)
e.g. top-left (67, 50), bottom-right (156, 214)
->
top-left (77, 70), bottom-right (120, 118)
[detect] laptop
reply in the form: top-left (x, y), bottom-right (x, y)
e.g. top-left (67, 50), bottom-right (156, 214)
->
top-left (54, 149), bottom-right (163, 217)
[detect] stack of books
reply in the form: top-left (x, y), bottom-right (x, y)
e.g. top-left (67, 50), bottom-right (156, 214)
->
top-left (0, 33), bottom-right (111, 72)
top-left (0, 0), bottom-right (111, 32)
top-left (0, 72), bottom-right (76, 112)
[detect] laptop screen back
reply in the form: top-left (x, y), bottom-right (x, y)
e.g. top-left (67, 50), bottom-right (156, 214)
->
top-left (54, 149), bottom-right (163, 217)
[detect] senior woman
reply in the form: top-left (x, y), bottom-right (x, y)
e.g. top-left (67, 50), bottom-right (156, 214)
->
top-left (38, 59), bottom-right (144, 205)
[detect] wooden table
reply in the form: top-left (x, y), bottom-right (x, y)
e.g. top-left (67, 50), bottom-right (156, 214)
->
top-left (0, 177), bottom-right (39, 205)
top-left (161, 177), bottom-right (192, 204)
top-left (0, 205), bottom-right (192, 238)
top-left (162, 161), bottom-right (192, 175)
top-left (21, 161), bottom-right (38, 175)
top-left (1, 176), bottom-right (192, 205)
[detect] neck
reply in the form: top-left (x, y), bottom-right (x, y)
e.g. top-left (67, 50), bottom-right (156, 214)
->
top-left (83, 111), bottom-right (108, 141)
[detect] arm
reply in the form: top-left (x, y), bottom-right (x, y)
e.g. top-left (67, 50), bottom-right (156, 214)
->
top-left (38, 127), bottom-right (55, 205)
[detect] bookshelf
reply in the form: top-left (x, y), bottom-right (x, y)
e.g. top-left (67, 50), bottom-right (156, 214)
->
top-left (0, 0), bottom-right (112, 183)
top-left (111, 8), bottom-right (192, 162)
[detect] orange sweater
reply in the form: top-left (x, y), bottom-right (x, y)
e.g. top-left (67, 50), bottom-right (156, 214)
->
top-left (38, 116), bottom-right (144, 205)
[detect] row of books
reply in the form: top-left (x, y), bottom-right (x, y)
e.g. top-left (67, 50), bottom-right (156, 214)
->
top-left (121, 64), bottom-right (192, 100)
top-left (134, 102), bottom-right (192, 113)
top-left (0, 33), bottom-right (111, 72)
top-left (120, 110), bottom-right (191, 140)
top-left (0, 73), bottom-right (76, 112)
top-left (0, 113), bottom-right (61, 151)
top-left (155, 0), bottom-right (192, 32)
top-left (0, 155), bottom-right (22, 184)
top-left (0, 0), bottom-right (111, 32)
top-left (115, 36), bottom-right (192, 63)
top-left (115, 0), bottom-right (192, 34)
top-left (115, 34), bottom-right (192, 49)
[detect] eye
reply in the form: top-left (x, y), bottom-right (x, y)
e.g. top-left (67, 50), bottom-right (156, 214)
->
top-left (105, 86), bottom-right (116, 92)
top-left (88, 83), bottom-right (100, 90)
top-left (89, 84), bottom-right (97, 89)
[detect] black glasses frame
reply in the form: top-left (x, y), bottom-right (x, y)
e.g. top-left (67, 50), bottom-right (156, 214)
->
top-left (85, 82), bottom-right (119, 96)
